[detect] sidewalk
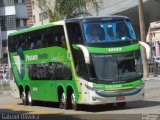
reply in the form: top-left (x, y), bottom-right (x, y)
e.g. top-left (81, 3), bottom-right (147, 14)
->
top-left (143, 75), bottom-right (160, 81)
top-left (0, 90), bottom-right (11, 96)
top-left (0, 79), bottom-right (11, 96)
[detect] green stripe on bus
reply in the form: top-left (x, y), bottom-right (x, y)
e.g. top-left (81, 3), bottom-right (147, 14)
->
top-left (9, 24), bottom-right (54, 36)
top-left (93, 79), bottom-right (144, 90)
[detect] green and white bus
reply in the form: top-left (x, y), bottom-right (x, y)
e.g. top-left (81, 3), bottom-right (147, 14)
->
top-left (8, 16), bottom-right (150, 110)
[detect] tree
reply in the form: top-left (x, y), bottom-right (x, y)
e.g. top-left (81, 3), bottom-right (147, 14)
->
top-left (34, 0), bottom-right (100, 22)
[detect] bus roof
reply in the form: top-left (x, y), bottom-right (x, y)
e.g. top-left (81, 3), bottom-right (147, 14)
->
top-left (9, 16), bottom-right (129, 37)
top-left (65, 15), bottom-right (129, 23)
top-left (9, 23), bottom-right (54, 37)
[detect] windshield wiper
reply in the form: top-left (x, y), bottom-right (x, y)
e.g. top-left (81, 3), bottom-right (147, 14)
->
top-left (119, 71), bottom-right (140, 81)
top-left (121, 36), bottom-right (132, 41)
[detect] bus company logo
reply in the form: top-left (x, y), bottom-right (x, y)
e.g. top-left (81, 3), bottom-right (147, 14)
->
top-left (26, 54), bottom-right (48, 61)
top-left (26, 55), bottom-right (38, 61)
top-left (108, 48), bottom-right (122, 52)
top-left (106, 85), bottom-right (122, 89)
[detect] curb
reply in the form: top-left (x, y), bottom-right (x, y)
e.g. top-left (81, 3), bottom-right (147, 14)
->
top-left (144, 76), bottom-right (160, 81)
top-left (0, 90), bottom-right (11, 96)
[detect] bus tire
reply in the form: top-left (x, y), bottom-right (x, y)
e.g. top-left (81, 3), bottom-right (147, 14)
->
top-left (59, 92), bottom-right (68, 109)
top-left (71, 92), bottom-right (78, 111)
top-left (116, 102), bottom-right (126, 107)
top-left (27, 90), bottom-right (34, 106)
top-left (21, 91), bottom-right (28, 105)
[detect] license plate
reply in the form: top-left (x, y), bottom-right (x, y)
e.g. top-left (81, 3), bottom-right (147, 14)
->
top-left (116, 96), bottom-right (125, 101)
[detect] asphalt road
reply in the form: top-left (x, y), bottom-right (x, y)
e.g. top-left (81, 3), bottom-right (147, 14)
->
top-left (0, 79), bottom-right (160, 120)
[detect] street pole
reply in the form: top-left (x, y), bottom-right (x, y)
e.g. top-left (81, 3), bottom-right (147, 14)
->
top-left (148, 25), bottom-right (153, 57)
top-left (95, 3), bottom-right (99, 16)
top-left (138, 0), bottom-right (149, 77)
top-left (0, 26), bottom-right (2, 66)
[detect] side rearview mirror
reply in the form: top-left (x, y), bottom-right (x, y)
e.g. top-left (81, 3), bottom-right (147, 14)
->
top-left (139, 41), bottom-right (151, 59)
top-left (77, 45), bottom-right (90, 64)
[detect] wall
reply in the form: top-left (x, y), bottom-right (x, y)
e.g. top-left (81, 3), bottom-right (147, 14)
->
top-left (15, 4), bottom-right (27, 18)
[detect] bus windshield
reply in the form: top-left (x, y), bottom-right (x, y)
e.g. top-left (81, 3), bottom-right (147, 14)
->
top-left (82, 20), bottom-right (136, 45)
top-left (89, 50), bottom-right (142, 83)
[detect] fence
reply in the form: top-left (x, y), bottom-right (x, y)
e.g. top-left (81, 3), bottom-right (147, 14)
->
top-left (0, 80), bottom-right (10, 90)
top-left (0, 64), bottom-right (11, 94)
top-left (148, 62), bottom-right (160, 76)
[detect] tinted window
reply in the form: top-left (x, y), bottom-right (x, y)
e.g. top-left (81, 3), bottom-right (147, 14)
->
top-left (28, 62), bottom-right (72, 80)
top-left (67, 23), bottom-right (83, 44)
top-left (8, 25), bottom-right (66, 52)
top-left (82, 20), bottom-right (136, 44)
top-left (76, 60), bottom-right (88, 79)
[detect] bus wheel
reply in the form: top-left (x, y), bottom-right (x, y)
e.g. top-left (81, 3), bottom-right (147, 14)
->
top-left (116, 102), bottom-right (126, 107)
top-left (21, 91), bottom-right (27, 105)
top-left (59, 92), bottom-right (67, 109)
top-left (27, 90), bottom-right (34, 106)
top-left (71, 92), bottom-right (78, 111)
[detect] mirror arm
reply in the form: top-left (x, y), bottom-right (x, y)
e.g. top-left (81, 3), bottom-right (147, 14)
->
top-left (139, 41), bottom-right (151, 59)
top-left (77, 45), bottom-right (90, 64)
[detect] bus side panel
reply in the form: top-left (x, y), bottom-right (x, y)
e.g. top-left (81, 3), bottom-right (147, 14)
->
top-left (10, 53), bottom-right (24, 90)
top-left (24, 47), bottom-right (73, 102)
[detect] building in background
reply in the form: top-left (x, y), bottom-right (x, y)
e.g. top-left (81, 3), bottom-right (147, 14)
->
top-left (25, 0), bottom-right (33, 27)
top-left (0, 0), bottom-right (28, 64)
top-left (146, 21), bottom-right (160, 57)
top-left (31, 0), bottom-right (55, 27)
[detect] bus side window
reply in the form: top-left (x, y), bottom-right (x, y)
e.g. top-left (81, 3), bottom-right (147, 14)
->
top-left (16, 35), bottom-right (27, 51)
top-left (52, 26), bottom-right (67, 48)
top-left (8, 37), bottom-right (15, 52)
top-left (54, 35), bottom-right (64, 48)
top-left (77, 36), bottom-right (83, 44)
top-left (49, 63), bottom-right (56, 79)
top-left (76, 60), bottom-right (88, 79)
top-left (63, 64), bottom-right (72, 79)
top-left (55, 63), bottom-right (72, 80)
top-left (43, 29), bottom-right (54, 47)
top-left (28, 62), bottom-right (72, 80)
top-left (60, 35), bottom-right (67, 49)
top-left (21, 39), bottom-right (28, 50)
top-left (66, 23), bottom-right (84, 45)
top-left (28, 35), bottom-right (35, 50)
top-left (37, 32), bottom-right (43, 48)
top-left (29, 33), bottom-right (36, 49)
top-left (29, 30), bottom-right (43, 49)
top-left (29, 42), bottom-right (34, 49)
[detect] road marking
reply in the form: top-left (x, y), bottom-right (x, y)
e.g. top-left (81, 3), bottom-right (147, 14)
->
top-left (1, 104), bottom-right (63, 115)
